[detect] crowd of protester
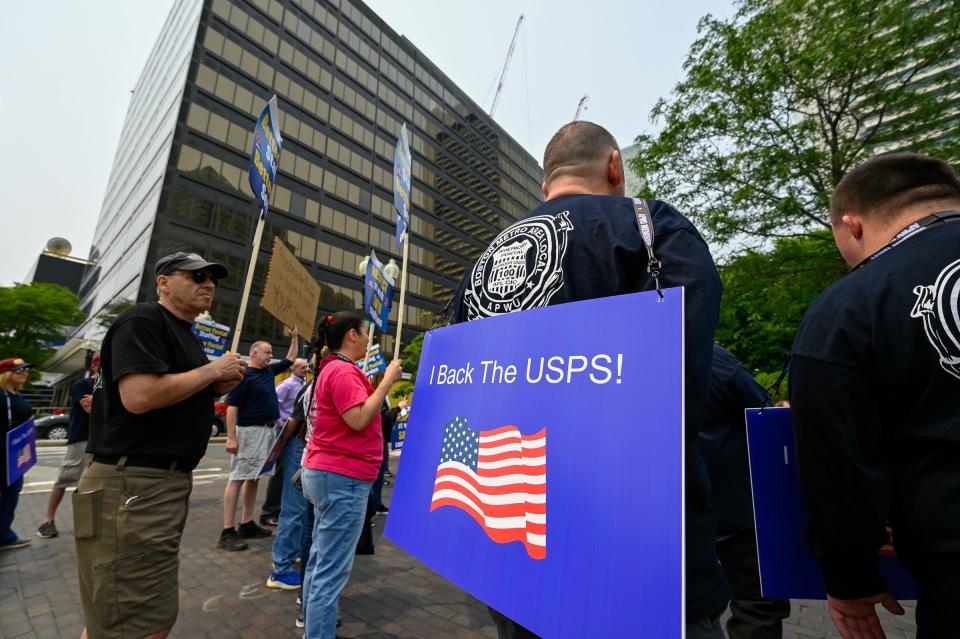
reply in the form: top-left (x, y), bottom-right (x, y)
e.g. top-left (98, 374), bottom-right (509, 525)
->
top-left (2, 121), bottom-right (958, 639)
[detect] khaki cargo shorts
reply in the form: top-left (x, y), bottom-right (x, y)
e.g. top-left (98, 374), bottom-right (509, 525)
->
top-left (73, 460), bottom-right (192, 639)
top-left (54, 441), bottom-right (91, 488)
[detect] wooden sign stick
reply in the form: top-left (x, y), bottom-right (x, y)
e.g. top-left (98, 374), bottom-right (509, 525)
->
top-left (231, 215), bottom-right (266, 353)
top-left (393, 233), bottom-right (411, 361)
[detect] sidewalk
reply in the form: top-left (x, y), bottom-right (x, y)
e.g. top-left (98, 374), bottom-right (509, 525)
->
top-left (0, 451), bottom-right (917, 638)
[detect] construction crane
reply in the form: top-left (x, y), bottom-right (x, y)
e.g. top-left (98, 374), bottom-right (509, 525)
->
top-left (574, 95), bottom-right (589, 121)
top-left (489, 15), bottom-right (524, 118)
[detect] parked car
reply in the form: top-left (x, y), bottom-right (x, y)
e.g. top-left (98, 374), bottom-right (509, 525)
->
top-left (35, 414), bottom-right (70, 441)
top-left (212, 400), bottom-right (227, 438)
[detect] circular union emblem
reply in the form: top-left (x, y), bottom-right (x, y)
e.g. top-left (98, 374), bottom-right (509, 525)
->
top-left (464, 212), bottom-right (574, 319)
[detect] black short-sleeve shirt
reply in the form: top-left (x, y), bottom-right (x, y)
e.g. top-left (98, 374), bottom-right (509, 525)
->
top-left (88, 302), bottom-right (214, 469)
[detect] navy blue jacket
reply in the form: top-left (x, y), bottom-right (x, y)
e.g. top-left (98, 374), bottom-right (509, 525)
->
top-left (451, 194), bottom-right (728, 620)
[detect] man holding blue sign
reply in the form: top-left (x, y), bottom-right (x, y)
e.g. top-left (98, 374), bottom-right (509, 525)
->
top-left (791, 154), bottom-right (960, 638)
top-left (450, 121), bottom-right (727, 638)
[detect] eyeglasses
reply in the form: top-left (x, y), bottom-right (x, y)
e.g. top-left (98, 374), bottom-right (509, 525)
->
top-left (13, 369), bottom-right (30, 374)
top-left (185, 270), bottom-right (220, 286)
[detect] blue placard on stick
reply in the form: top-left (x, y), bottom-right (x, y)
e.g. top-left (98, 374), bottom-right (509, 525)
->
top-left (363, 251), bottom-right (395, 332)
top-left (6, 418), bottom-right (37, 485)
top-left (391, 412), bottom-right (407, 451)
top-left (393, 123), bottom-right (412, 247)
top-left (385, 289), bottom-right (684, 638)
top-left (248, 95), bottom-right (283, 217)
top-left (192, 319), bottom-right (231, 357)
top-left (746, 407), bottom-right (917, 599)
top-left (359, 344), bottom-right (386, 378)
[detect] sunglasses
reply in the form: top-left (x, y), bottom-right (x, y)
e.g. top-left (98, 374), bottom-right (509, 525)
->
top-left (183, 270), bottom-right (220, 286)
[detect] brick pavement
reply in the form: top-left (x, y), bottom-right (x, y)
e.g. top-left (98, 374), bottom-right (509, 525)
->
top-left (1, 450), bottom-right (918, 638)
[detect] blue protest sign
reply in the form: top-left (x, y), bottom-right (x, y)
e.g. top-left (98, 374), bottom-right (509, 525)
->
top-left (393, 123), bottom-right (412, 248)
top-left (385, 289), bottom-right (684, 638)
top-left (746, 407), bottom-right (917, 599)
top-left (391, 412), bottom-right (407, 450)
top-left (359, 344), bottom-right (386, 377)
top-left (363, 251), bottom-right (395, 332)
top-left (6, 418), bottom-right (37, 485)
top-left (192, 319), bottom-right (231, 357)
top-left (247, 95), bottom-right (283, 217)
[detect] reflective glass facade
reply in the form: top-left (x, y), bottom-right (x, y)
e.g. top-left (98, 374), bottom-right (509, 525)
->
top-left (76, 0), bottom-right (543, 353)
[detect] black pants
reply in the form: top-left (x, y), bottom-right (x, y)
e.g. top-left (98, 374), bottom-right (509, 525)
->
top-left (916, 571), bottom-right (959, 639)
top-left (716, 528), bottom-right (791, 639)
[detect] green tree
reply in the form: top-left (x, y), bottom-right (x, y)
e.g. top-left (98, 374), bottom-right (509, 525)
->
top-left (631, 0), bottom-right (960, 245)
top-left (400, 332), bottom-right (424, 383)
top-left (0, 283), bottom-right (86, 372)
top-left (716, 231), bottom-right (848, 373)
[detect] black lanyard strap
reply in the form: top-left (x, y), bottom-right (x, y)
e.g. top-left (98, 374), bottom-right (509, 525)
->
top-left (855, 210), bottom-right (960, 270)
top-left (632, 198), bottom-right (664, 300)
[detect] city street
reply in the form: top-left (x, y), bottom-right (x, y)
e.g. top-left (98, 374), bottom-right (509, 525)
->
top-left (1, 444), bottom-right (918, 638)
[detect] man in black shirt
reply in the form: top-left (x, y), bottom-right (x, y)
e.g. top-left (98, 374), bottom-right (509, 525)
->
top-left (791, 153), bottom-right (960, 638)
top-left (700, 345), bottom-right (790, 639)
top-left (450, 121), bottom-right (727, 638)
top-left (219, 330), bottom-right (297, 551)
top-left (75, 252), bottom-right (245, 639)
top-left (38, 354), bottom-right (100, 539)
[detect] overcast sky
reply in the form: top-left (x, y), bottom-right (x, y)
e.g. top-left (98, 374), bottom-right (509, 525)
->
top-left (0, 0), bottom-right (733, 286)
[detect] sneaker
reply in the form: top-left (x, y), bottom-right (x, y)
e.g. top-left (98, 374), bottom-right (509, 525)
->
top-left (295, 602), bottom-right (304, 628)
top-left (0, 538), bottom-right (31, 551)
top-left (375, 505), bottom-right (389, 515)
top-left (260, 514), bottom-right (279, 527)
top-left (267, 570), bottom-right (302, 590)
top-left (218, 529), bottom-right (248, 551)
top-left (37, 521), bottom-right (59, 538)
top-left (238, 520), bottom-right (273, 539)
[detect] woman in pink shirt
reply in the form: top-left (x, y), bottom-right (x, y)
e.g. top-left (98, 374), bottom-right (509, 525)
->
top-left (300, 311), bottom-right (401, 638)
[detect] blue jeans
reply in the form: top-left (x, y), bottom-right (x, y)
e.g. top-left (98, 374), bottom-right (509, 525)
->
top-left (0, 477), bottom-right (24, 545)
top-left (270, 438), bottom-right (308, 574)
top-left (371, 442), bottom-right (388, 509)
top-left (301, 468), bottom-right (372, 639)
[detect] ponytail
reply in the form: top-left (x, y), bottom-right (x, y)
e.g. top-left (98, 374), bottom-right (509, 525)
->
top-left (314, 310), bottom-right (365, 353)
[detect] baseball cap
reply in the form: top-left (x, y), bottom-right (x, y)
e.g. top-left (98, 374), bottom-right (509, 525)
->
top-left (0, 358), bottom-right (32, 374)
top-left (155, 252), bottom-right (228, 279)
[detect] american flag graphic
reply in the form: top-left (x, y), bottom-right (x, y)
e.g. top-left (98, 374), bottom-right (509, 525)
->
top-left (430, 417), bottom-right (546, 559)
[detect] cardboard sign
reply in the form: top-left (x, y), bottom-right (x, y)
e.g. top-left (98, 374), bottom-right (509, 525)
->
top-left (746, 407), bottom-right (917, 599)
top-left (248, 95), bottom-right (283, 217)
top-left (192, 319), bottom-right (231, 357)
top-left (6, 418), bottom-right (37, 485)
top-left (385, 289), bottom-right (685, 638)
top-left (260, 236), bottom-right (321, 333)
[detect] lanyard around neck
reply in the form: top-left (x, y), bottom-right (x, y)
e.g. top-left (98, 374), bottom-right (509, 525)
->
top-left (854, 210), bottom-right (960, 270)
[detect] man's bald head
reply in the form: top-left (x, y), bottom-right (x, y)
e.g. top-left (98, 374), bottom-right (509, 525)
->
top-left (542, 122), bottom-right (623, 198)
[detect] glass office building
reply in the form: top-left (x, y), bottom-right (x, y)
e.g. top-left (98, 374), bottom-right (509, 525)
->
top-left (72, 0), bottom-right (543, 354)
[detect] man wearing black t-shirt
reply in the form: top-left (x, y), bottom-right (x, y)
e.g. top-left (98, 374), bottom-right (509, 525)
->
top-left (75, 252), bottom-right (245, 639)
top-left (219, 330), bottom-right (298, 551)
top-left (450, 121), bottom-right (727, 639)
top-left (791, 153), bottom-right (960, 638)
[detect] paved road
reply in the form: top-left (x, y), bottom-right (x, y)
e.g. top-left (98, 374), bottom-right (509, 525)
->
top-left (1, 444), bottom-right (917, 638)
